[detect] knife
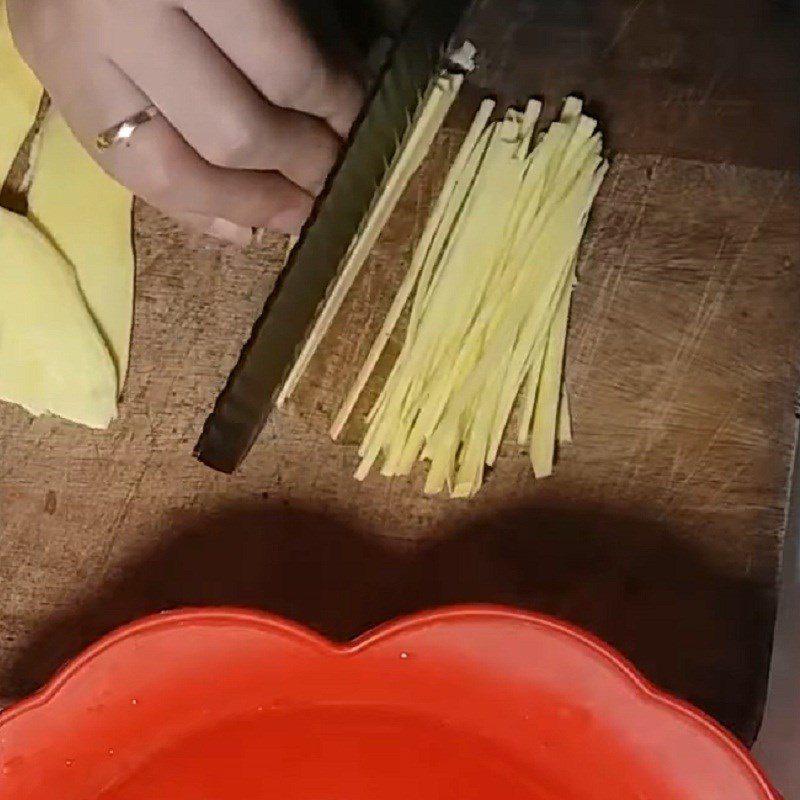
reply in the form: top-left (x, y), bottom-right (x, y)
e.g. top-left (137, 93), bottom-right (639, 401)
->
top-left (196, 0), bottom-right (471, 473)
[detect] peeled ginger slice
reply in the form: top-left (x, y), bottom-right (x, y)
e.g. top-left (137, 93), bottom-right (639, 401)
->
top-left (0, 0), bottom-right (42, 182)
top-left (1, 1), bottom-right (134, 426)
top-left (0, 207), bottom-right (118, 428)
top-left (28, 111), bottom-right (135, 389)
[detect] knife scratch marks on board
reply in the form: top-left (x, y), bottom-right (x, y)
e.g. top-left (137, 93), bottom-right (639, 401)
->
top-left (660, 389), bottom-right (745, 511)
top-left (733, 171), bottom-right (789, 270)
top-left (618, 170), bottom-right (788, 493)
top-left (581, 202), bottom-right (644, 369)
top-left (666, 234), bottom-right (727, 381)
top-left (578, 157), bottom-right (660, 377)
top-left (618, 256), bottom-right (726, 490)
top-left (691, 463), bottom-right (751, 515)
top-left (603, 0), bottom-right (651, 57)
top-left (665, 444), bottom-right (686, 492)
top-left (572, 161), bottom-right (625, 378)
top-left (572, 157), bottom-right (625, 347)
top-left (669, 170), bottom-right (788, 385)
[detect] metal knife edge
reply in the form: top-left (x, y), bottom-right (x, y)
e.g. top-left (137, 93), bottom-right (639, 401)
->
top-left (195, 0), bottom-right (471, 473)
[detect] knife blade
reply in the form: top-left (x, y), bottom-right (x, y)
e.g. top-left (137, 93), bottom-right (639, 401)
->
top-left (196, 0), bottom-right (471, 473)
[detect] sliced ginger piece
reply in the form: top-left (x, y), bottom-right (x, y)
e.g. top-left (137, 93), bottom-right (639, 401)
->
top-left (0, 0), bottom-right (42, 183)
top-left (557, 387), bottom-right (573, 443)
top-left (530, 268), bottom-right (574, 477)
top-left (1, 4), bottom-right (134, 425)
top-left (367, 136), bottom-right (514, 479)
top-left (331, 98), bottom-right (496, 440)
top-left (517, 344), bottom-right (547, 446)
top-left (374, 119), bottom-right (528, 486)
top-left (0, 207), bottom-right (118, 428)
top-left (28, 111), bottom-right (135, 390)
top-left (355, 126), bottom-right (500, 478)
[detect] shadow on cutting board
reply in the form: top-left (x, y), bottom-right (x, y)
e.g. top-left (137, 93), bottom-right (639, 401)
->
top-left (7, 500), bottom-right (772, 745)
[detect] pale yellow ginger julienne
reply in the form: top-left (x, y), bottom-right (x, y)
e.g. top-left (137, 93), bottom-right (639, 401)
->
top-left (336, 96), bottom-right (608, 497)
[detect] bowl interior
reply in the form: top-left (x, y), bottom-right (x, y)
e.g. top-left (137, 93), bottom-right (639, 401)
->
top-left (0, 608), bottom-right (777, 800)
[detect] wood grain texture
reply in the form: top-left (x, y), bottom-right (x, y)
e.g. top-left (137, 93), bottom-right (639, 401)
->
top-left (1, 0), bottom-right (799, 745)
top-left (458, 0), bottom-right (800, 171)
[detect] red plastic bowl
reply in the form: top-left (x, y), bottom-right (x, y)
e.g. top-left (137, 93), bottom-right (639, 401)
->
top-left (0, 606), bottom-right (778, 799)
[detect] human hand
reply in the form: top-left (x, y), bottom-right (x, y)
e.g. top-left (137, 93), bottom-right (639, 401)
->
top-left (8, 0), bottom-right (364, 242)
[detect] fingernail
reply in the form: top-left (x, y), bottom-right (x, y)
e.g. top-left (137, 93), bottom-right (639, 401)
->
top-left (271, 205), bottom-right (309, 235)
top-left (207, 218), bottom-right (253, 245)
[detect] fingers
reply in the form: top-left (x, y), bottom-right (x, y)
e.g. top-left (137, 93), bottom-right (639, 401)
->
top-left (117, 117), bottom-right (314, 232)
top-left (108, 5), bottom-right (340, 194)
top-left (9, 0), bottom-right (354, 237)
top-left (182, 0), bottom-right (364, 136)
top-left (56, 62), bottom-right (313, 233)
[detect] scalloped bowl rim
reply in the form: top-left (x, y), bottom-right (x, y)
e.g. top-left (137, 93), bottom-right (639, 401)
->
top-left (0, 604), bottom-right (779, 798)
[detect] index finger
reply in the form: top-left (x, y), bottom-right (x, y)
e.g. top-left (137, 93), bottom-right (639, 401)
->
top-left (182, 0), bottom-right (364, 137)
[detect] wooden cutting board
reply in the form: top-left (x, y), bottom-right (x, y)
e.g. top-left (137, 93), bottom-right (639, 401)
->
top-left (0, 0), bottom-right (798, 745)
